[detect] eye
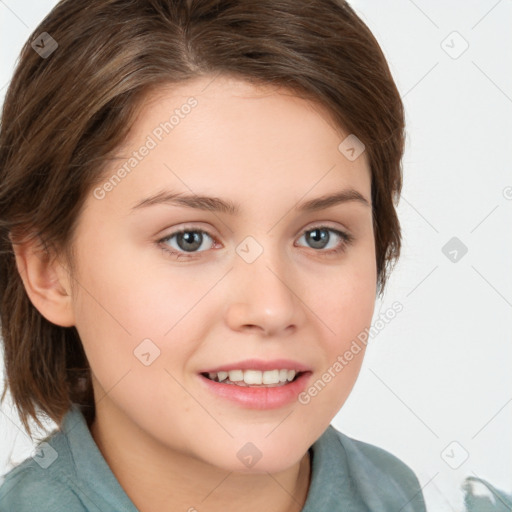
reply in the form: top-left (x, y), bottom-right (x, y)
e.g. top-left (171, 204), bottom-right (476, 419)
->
top-left (157, 224), bottom-right (354, 260)
top-left (158, 227), bottom-right (216, 259)
top-left (295, 225), bottom-right (354, 256)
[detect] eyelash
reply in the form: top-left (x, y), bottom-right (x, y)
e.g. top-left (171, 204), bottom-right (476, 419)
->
top-left (157, 224), bottom-right (354, 261)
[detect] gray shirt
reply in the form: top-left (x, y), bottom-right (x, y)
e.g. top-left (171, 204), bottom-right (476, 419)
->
top-left (0, 403), bottom-right (427, 511)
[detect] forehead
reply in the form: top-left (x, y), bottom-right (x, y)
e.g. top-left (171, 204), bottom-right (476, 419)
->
top-left (93, 74), bottom-right (371, 216)
top-left (128, 74), bottom-right (354, 155)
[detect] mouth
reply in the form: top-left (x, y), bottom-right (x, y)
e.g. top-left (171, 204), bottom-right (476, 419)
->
top-left (197, 359), bottom-right (312, 409)
top-left (200, 369), bottom-right (305, 388)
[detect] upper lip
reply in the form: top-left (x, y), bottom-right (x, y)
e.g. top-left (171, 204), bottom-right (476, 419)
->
top-left (199, 359), bottom-right (312, 373)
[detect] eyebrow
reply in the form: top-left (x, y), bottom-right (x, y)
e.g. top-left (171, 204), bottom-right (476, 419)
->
top-left (130, 188), bottom-right (370, 214)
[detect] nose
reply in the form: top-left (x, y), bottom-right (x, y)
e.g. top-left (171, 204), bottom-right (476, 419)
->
top-left (223, 241), bottom-right (305, 337)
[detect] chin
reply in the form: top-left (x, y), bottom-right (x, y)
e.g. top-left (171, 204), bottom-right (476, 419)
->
top-left (199, 435), bottom-right (310, 475)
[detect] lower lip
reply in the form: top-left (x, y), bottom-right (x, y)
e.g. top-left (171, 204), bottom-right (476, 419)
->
top-left (198, 372), bottom-right (312, 410)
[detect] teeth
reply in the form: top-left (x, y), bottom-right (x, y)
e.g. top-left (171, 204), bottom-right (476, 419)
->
top-left (262, 369), bottom-right (279, 384)
top-left (205, 369), bottom-right (300, 386)
top-left (244, 370), bottom-right (263, 385)
top-left (228, 370), bottom-right (243, 382)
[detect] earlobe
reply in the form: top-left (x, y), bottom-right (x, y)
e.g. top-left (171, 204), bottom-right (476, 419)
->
top-left (11, 234), bottom-right (76, 327)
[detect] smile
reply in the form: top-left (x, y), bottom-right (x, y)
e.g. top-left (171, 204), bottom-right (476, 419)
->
top-left (202, 369), bottom-right (301, 387)
top-left (199, 370), bottom-right (312, 409)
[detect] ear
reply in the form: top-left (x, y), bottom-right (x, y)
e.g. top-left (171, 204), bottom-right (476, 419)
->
top-left (10, 233), bottom-right (76, 327)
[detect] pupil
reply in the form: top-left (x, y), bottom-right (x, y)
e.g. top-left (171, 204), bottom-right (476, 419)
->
top-left (308, 228), bottom-right (328, 249)
top-left (179, 231), bottom-right (202, 251)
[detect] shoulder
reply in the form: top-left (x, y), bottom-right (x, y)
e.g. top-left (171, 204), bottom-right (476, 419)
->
top-left (0, 436), bottom-right (86, 512)
top-left (327, 426), bottom-right (427, 511)
top-left (0, 468), bottom-right (86, 512)
top-left (337, 429), bottom-right (421, 484)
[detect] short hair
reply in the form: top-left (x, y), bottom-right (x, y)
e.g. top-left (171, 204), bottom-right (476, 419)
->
top-left (0, 0), bottom-right (405, 437)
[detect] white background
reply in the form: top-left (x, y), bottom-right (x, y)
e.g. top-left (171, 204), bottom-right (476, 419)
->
top-left (1, 1), bottom-right (511, 511)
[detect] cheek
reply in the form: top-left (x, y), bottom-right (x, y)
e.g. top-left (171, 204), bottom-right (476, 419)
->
top-left (299, 280), bottom-right (374, 422)
top-left (304, 243), bottom-right (376, 400)
top-left (308, 240), bottom-right (377, 342)
top-left (70, 264), bottom-right (204, 426)
top-left (70, 240), bottom-right (219, 385)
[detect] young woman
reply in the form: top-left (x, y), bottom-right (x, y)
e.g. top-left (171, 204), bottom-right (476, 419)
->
top-left (0, 1), bottom-right (425, 510)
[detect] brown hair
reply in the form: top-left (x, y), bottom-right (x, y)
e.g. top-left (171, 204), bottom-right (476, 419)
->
top-left (0, 0), bottom-right (405, 438)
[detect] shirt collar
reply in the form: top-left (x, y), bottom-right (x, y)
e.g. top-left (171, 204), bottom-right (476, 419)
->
top-left (61, 403), bottom-right (139, 511)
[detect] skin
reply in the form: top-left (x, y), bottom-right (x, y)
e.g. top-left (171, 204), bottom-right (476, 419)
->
top-left (15, 74), bottom-right (377, 512)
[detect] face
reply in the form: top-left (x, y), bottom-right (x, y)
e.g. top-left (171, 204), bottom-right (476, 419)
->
top-left (67, 74), bottom-right (376, 474)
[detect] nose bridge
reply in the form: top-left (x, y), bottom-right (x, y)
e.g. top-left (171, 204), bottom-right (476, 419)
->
top-left (239, 232), bottom-right (294, 296)
top-left (226, 232), bottom-right (301, 334)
